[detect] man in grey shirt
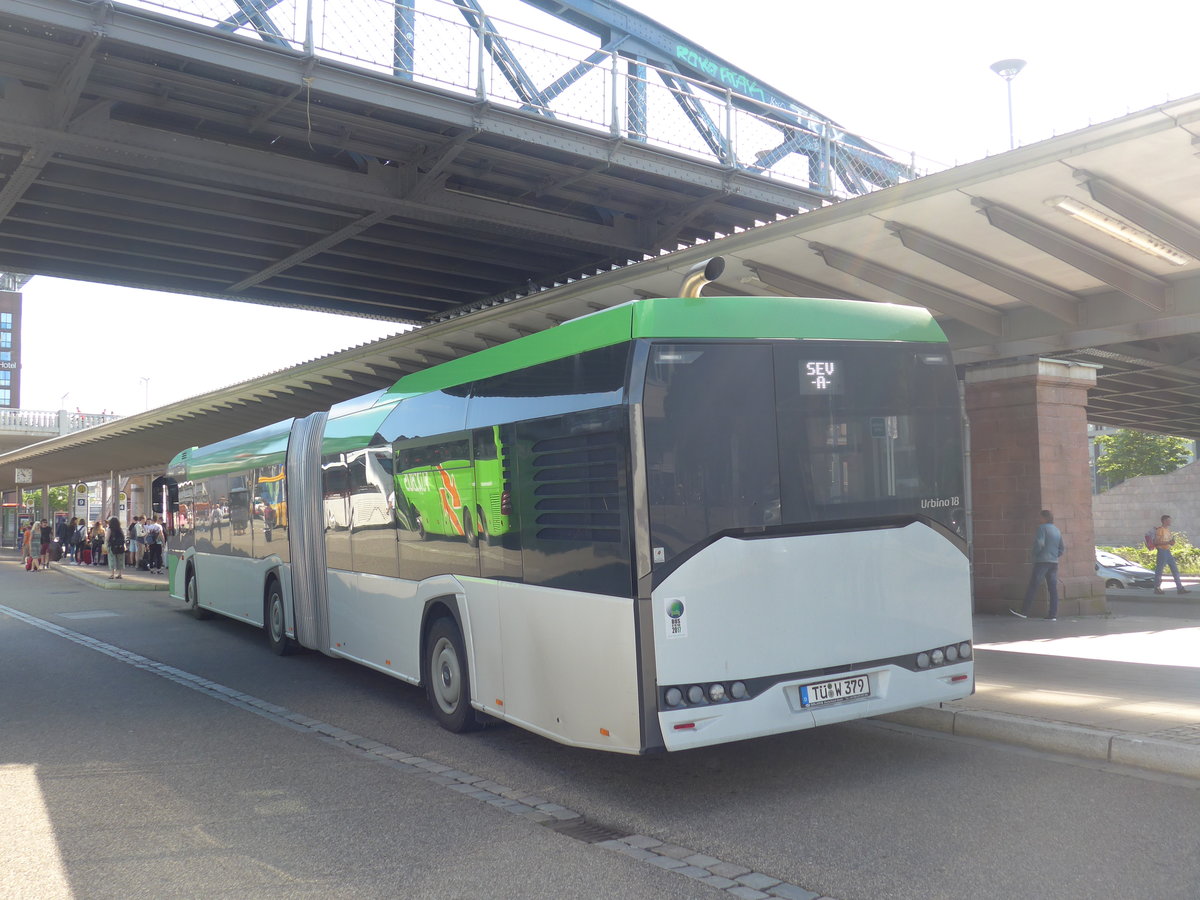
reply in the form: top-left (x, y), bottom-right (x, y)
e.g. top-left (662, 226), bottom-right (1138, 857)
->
top-left (1011, 509), bottom-right (1065, 621)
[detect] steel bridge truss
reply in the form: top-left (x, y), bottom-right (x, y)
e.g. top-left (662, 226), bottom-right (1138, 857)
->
top-left (130, 0), bottom-right (915, 198)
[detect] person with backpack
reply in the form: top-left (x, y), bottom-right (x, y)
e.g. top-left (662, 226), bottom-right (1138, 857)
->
top-left (105, 517), bottom-right (127, 580)
top-left (1151, 514), bottom-right (1190, 595)
top-left (144, 515), bottom-right (165, 574)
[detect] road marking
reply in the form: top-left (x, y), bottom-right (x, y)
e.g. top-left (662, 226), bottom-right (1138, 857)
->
top-left (0, 604), bottom-right (828, 900)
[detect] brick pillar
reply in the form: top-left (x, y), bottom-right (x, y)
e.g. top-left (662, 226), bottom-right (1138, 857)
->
top-left (965, 359), bottom-right (1107, 616)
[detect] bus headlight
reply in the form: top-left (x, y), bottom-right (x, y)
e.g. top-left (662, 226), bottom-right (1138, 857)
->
top-left (915, 641), bottom-right (971, 671)
top-left (660, 680), bottom-right (753, 709)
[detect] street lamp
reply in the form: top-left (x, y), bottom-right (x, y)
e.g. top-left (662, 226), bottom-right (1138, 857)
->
top-left (990, 58), bottom-right (1026, 150)
top-left (139, 376), bottom-right (150, 411)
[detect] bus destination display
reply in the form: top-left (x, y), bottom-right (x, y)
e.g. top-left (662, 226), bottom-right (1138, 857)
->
top-left (799, 360), bottom-right (842, 394)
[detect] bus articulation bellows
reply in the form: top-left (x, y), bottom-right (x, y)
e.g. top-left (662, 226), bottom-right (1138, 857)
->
top-left (165, 260), bottom-right (973, 753)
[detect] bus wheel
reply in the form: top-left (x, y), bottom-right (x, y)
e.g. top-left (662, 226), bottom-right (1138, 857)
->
top-left (186, 570), bottom-right (211, 620)
top-left (265, 579), bottom-right (293, 656)
top-left (425, 618), bottom-right (479, 733)
top-left (463, 508), bottom-right (478, 548)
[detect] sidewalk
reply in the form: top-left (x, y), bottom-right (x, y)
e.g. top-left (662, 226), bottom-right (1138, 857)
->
top-left (883, 597), bottom-right (1200, 779)
top-left (6, 551), bottom-right (1200, 779)
top-left (29, 554), bottom-right (169, 592)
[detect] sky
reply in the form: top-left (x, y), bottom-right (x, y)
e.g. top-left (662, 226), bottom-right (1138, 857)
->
top-left (14, 0), bottom-right (1200, 413)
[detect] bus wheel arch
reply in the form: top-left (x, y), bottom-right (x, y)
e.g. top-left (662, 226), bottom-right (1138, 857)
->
top-left (421, 598), bottom-right (479, 733)
top-left (185, 564), bottom-right (210, 620)
top-left (264, 573), bottom-right (293, 656)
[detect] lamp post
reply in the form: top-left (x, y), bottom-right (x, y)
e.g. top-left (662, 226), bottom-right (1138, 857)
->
top-left (990, 58), bottom-right (1026, 150)
top-left (139, 376), bottom-right (150, 411)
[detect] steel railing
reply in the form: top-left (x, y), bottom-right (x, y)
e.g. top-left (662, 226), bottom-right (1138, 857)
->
top-left (109, 0), bottom-right (944, 198)
top-left (0, 409), bottom-right (122, 434)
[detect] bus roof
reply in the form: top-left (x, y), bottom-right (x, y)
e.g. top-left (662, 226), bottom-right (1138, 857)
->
top-left (379, 295), bottom-right (945, 403)
top-left (168, 417), bottom-right (294, 477)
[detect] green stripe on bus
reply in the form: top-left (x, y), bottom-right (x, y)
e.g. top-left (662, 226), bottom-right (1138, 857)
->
top-left (631, 296), bottom-right (946, 342)
top-left (378, 296), bottom-right (946, 401)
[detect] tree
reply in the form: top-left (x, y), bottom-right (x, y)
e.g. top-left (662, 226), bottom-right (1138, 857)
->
top-left (1094, 429), bottom-right (1191, 486)
top-left (21, 485), bottom-right (72, 514)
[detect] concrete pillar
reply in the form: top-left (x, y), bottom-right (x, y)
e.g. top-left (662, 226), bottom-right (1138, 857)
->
top-left (965, 358), bottom-right (1107, 616)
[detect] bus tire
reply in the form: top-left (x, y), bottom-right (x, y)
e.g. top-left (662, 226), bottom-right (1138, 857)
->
top-left (265, 578), bottom-right (294, 656)
top-left (425, 617), bottom-right (479, 733)
top-left (186, 569), bottom-right (211, 620)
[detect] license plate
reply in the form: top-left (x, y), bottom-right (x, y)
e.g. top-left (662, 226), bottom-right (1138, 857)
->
top-left (800, 674), bottom-right (870, 708)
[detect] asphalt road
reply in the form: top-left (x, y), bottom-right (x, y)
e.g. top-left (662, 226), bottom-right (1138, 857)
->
top-left (2, 566), bottom-right (1198, 900)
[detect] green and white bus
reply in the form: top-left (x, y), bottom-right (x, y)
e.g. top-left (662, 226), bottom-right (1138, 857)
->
top-left (166, 260), bottom-right (973, 753)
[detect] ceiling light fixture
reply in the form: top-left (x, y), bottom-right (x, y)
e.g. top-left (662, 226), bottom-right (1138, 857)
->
top-left (1046, 195), bottom-right (1191, 266)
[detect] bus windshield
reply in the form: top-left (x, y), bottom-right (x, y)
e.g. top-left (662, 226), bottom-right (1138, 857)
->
top-left (642, 341), bottom-right (962, 564)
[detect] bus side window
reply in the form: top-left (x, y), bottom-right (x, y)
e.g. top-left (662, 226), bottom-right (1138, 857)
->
top-left (472, 427), bottom-right (498, 460)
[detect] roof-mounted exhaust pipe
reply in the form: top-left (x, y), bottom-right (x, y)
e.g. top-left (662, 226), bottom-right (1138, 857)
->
top-left (678, 256), bottom-right (725, 299)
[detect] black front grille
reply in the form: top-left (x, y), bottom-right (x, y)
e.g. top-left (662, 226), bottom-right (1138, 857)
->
top-left (531, 432), bottom-right (623, 542)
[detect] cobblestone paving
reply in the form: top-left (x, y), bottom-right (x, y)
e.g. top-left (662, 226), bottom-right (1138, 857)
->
top-left (0, 603), bottom-right (835, 900)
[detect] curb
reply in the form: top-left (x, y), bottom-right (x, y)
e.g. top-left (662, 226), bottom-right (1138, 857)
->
top-left (877, 706), bottom-right (1200, 780)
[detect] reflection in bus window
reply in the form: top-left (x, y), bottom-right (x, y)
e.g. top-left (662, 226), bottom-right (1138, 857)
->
top-left (349, 445), bottom-right (398, 578)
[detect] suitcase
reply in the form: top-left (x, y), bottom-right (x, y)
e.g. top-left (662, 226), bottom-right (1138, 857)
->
top-left (25, 557), bottom-right (32, 571)
top-left (79, 548), bottom-right (91, 565)
top-left (51, 541), bottom-right (62, 562)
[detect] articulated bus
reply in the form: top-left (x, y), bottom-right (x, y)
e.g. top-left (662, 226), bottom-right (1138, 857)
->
top-left (166, 259), bottom-right (973, 753)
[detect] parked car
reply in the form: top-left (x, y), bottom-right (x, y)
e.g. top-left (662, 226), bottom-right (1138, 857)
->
top-left (1095, 549), bottom-right (1155, 589)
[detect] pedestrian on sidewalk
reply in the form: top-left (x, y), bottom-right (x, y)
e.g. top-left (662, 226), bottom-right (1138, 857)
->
top-left (105, 517), bottom-right (127, 581)
top-left (144, 515), bottom-right (165, 574)
top-left (38, 519), bottom-right (52, 569)
top-left (22, 523), bottom-right (37, 572)
top-left (1012, 509), bottom-right (1066, 620)
top-left (89, 520), bottom-right (105, 566)
top-left (1152, 514), bottom-right (1190, 595)
top-left (29, 521), bottom-right (44, 573)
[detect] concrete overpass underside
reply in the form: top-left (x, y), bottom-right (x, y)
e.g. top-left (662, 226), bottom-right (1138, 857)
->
top-left (0, 0), bottom-right (826, 322)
